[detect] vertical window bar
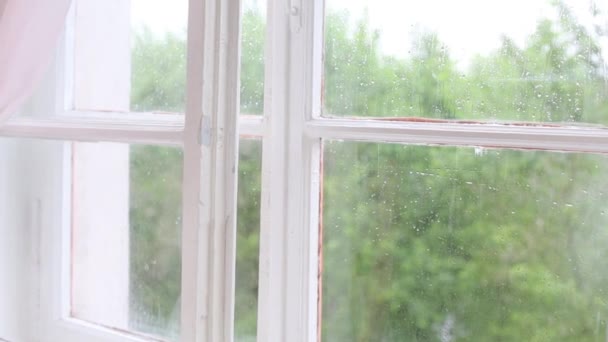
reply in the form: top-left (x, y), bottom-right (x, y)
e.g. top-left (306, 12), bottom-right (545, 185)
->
top-left (257, 0), bottom-right (324, 341)
top-left (181, 0), bottom-right (241, 341)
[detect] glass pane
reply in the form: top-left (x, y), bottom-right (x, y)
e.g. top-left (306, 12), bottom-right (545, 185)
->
top-left (323, 141), bottom-right (608, 341)
top-left (235, 139), bottom-right (262, 341)
top-left (240, 0), bottom-right (266, 115)
top-left (324, 0), bottom-right (608, 124)
top-left (131, 0), bottom-right (187, 113)
top-left (72, 143), bottom-right (182, 341)
top-left (73, 0), bottom-right (187, 113)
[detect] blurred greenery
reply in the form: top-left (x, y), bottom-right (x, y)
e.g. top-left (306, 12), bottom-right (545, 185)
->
top-left (323, 144), bottom-right (608, 341)
top-left (129, 145), bottom-right (182, 338)
top-left (131, 28), bottom-right (186, 113)
top-left (128, 1), bottom-right (608, 341)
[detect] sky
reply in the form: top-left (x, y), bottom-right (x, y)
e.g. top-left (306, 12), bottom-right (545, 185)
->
top-left (131, 0), bottom-right (188, 36)
top-left (328, 0), bottom-right (607, 67)
top-left (332, 0), bottom-right (548, 57)
top-left (131, 0), bottom-right (607, 68)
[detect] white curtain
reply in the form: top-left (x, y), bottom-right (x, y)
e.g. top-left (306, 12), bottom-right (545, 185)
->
top-left (0, 0), bottom-right (72, 124)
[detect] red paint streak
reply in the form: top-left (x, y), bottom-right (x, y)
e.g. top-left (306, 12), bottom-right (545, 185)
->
top-left (373, 116), bottom-right (564, 127)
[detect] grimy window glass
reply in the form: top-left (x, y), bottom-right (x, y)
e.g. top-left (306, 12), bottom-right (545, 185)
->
top-left (71, 143), bottom-right (183, 342)
top-left (323, 0), bottom-right (608, 125)
top-left (322, 141), bottom-right (608, 341)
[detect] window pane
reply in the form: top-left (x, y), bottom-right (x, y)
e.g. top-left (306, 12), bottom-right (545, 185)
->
top-left (131, 0), bottom-right (187, 113)
top-left (322, 141), bottom-right (608, 340)
top-left (73, 0), bottom-right (187, 113)
top-left (72, 143), bottom-right (182, 341)
top-left (323, 0), bottom-right (608, 124)
top-left (235, 139), bottom-right (262, 341)
top-left (240, 0), bottom-right (266, 115)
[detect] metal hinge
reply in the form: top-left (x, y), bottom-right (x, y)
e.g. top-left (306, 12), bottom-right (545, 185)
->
top-left (289, 0), bottom-right (302, 32)
top-left (199, 115), bottom-right (212, 146)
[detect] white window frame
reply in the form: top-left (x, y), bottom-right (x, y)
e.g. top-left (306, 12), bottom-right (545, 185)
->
top-left (0, 0), bottom-right (242, 341)
top-left (2, 0), bottom-right (608, 342)
top-left (257, 1), bottom-right (608, 342)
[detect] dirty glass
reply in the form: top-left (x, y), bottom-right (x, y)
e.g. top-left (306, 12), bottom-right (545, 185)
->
top-left (322, 141), bottom-right (608, 341)
top-left (80, 0), bottom-right (264, 114)
top-left (323, 0), bottom-right (608, 125)
top-left (68, 0), bottom-right (187, 113)
top-left (71, 143), bottom-right (182, 341)
top-left (132, 0), bottom-right (266, 115)
top-left (235, 139), bottom-right (262, 341)
top-left (71, 138), bottom-right (262, 341)
top-left (240, 0), bottom-right (266, 115)
top-left (131, 0), bottom-right (188, 113)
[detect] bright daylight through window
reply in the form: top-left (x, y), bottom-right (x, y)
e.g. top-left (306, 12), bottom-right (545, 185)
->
top-left (2, 0), bottom-right (608, 341)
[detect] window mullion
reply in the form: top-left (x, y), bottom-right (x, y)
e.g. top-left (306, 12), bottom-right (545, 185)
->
top-left (181, 0), bottom-right (241, 341)
top-left (257, 0), bottom-right (324, 341)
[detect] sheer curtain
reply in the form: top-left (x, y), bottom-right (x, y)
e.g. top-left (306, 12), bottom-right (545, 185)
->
top-left (0, 0), bottom-right (72, 124)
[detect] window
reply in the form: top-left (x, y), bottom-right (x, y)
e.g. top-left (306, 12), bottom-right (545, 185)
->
top-left (1, 0), bottom-right (241, 341)
top-left (2, 0), bottom-right (608, 342)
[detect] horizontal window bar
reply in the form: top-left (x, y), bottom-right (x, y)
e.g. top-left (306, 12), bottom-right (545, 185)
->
top-left (0, 114), bottom-right (264, 145)
top-left (62, 110), bottom-right (186, 125)
top-left (307, 118), bottom-right (608, 154)
top-left (9, 113), bottom-right (608, 153)
top-left (0, 117), bottom-right (183, 146)
top-left (239, 114), bottom-right (264, 137)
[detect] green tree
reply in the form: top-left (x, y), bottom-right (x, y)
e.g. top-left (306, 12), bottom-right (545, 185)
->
top-left (131, 28), bottom-right (186, 113)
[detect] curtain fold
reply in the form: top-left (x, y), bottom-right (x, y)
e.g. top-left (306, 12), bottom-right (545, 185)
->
top-left (0, 0), bottom-right (72, 124)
